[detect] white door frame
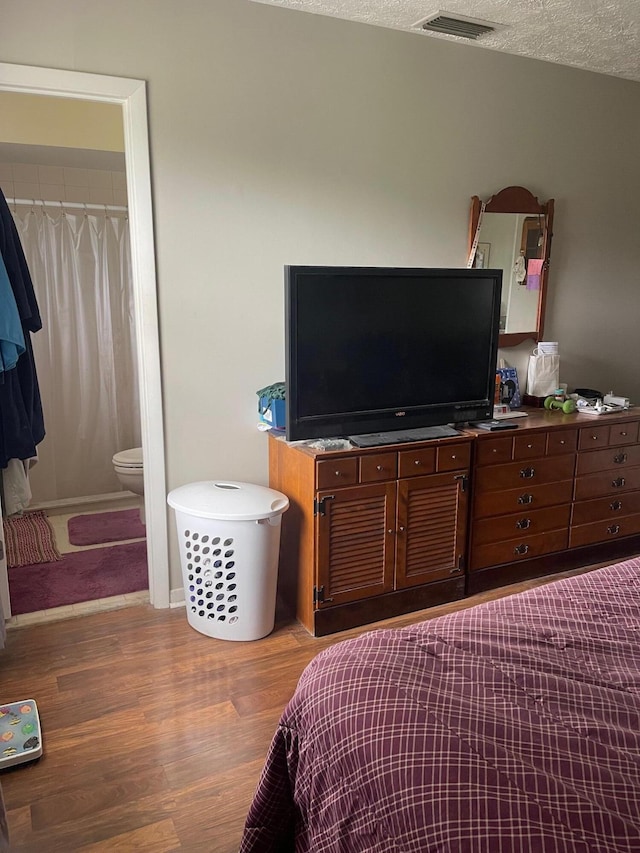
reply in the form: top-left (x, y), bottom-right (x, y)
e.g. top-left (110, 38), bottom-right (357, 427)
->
top-left (0, 62), bottom-right (169, 609)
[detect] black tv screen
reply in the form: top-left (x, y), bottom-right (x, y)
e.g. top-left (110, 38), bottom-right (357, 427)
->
top-left (285, 266), bottom-right (502, 441)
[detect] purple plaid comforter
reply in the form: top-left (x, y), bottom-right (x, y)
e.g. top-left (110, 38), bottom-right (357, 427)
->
top-left (240, 559), bottom-right (640, 852)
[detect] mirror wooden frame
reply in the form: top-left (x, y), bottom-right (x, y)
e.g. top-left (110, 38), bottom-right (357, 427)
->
top-left (468, 186), bottom-right (554, 348)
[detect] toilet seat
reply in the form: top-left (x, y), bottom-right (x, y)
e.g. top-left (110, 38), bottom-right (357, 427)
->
top-left (112, 446), bottom-right (143, 469)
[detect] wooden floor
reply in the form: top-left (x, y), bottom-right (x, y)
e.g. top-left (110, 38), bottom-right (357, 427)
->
top-left (0, 564), bottom-right (603, 851)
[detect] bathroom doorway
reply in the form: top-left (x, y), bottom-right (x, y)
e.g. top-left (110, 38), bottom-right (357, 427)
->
top-left (0, 63), bottom-right (168, 615)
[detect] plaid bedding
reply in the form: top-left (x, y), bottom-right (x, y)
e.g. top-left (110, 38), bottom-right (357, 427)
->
top-left (240, 558), bottom-right (640, 852)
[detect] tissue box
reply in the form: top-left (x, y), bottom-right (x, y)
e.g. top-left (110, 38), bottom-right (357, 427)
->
top-left (257, 382), bottom-right (287, 429)
top-left (258, 396), bottom-right (286, 429)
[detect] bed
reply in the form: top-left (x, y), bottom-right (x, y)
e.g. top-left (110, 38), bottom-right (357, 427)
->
top-left (240, 558), bottom-right (640, 852)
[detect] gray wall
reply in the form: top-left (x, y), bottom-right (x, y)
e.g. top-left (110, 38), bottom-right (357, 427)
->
top-left (2, 0), bottom-right (639, 590)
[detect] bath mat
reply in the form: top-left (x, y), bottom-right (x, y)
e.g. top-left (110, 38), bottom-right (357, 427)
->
top-left (8, 539), bottom-right (148, 614)
top-left (2, 511), bottom-right (61, 568)
top-left (67, 508), bottom-right (145, 546)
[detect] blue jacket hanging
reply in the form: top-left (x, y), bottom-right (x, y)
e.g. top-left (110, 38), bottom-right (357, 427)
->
top-left (0, 188), bottom-right (45, 467)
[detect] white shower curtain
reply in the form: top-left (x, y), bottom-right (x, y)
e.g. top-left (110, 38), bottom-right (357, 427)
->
top-left (11, 205), bottom-right (141, 502)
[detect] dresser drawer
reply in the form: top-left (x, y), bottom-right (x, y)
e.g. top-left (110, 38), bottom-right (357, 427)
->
top-left (571, 490), bottom-right (640, 525)
top-left (546, 429), bottom-right (577, 455)
top-left (474, 454), bottom-right (575, 492)
top-left (317, 458), bottom-right (358, 489)
top-left (576, 444), bottom-right (640, 475)
top-left (569, 513), bottom-right (640, 549)
top-left (578, 425), bottom-right (610, 450)
top-left (473, 480), bottom-right (574, 519)
top-left (359, 452), bottom-right (397, 483)
top-left (609, 421), bottom-right (639, 446)
top-left (513, 432), bottom-right (547, 460)
top-left (470, 529), bottom-right (568, 571)
top-left (475, 436), bottom-right (513, 466)
top-left (436, 442), bottom-right (470, 472)
top-left (573, 466), bottom-right (640, 501)
top-left (398, 446), bottom-right (436, 478)
top-left (473, 504), bottom-right (571, 547)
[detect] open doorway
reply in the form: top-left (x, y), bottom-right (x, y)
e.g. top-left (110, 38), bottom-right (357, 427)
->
top-left (0, 62), bottom-right (169, 614)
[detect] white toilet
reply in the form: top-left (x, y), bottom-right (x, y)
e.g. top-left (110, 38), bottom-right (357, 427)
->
top-left (112, 446), bottom-right (145, 521)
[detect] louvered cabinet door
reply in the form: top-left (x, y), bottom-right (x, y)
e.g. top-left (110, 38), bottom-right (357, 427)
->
top-left (316, 483), bottom-right (396, 607)
top-left (395, 472), bottom-right (468, 589)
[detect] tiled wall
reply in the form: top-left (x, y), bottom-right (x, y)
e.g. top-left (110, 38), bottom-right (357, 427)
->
top-left (0, 162), bottom-right (127, 207)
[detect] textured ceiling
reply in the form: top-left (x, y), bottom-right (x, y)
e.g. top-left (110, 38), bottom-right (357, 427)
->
top-left (252, 0), bottom-right (640, 83)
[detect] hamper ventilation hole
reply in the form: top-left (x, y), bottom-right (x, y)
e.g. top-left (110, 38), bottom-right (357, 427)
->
top-left (192, 533), bottom-right (199, 540)
top-left (216, 604), bottom-right (225, 612)
top-left (213, 549), bottom-right (221, 557)
top-left (187, 563), bottom-right (193, 571)
top-left (226, 572), bottom-right (236, 581)
top-left (202, 535), bottom-right (209, 543)
top-left (193, 544), bottom-right (200, 552)
top-left (218, 615), bottom-right (226, 622)
top-left (204, 580), bottom-right (212, 588)
top-left (186, 552), bottom-right (192, 559)
top-left (184, 530), bottom-right (191, 538)
top-left (224, 550), bottom-right (234, 559)
top-left (224, 538), bottom-right (233, 546)
top-left (228, 583), bottom-right (237, 591)
top-left (228, 594), bottom-right (237, 603)
top-left (203, 548), bottom-right (210, 555)
top-left (225, 561), bottom-right (235, 569)
top-left (212, 537), bottom-right (220, 545)
top-left (229, 605), bottom-right (238, 613)
top-left (214, 560), bottom-right (222, 568)
top-left (214, 571), bottom-right (223, 579)
top-left (216, 594), bottom-right (224, 601)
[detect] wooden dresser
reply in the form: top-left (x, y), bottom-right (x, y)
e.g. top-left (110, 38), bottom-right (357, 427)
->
top-left (271, 409), bottom-right (640, 635)
top-left (269, 432), bottom-right (471, 636)
top-left (467, 408), bottom-right (640, 594)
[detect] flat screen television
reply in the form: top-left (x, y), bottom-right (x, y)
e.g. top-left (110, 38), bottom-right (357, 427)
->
top-left (285, 265), bottom-right (502, 442)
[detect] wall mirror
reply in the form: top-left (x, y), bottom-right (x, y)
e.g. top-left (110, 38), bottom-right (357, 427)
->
top-left (468, 186), bottom-right (554, 348)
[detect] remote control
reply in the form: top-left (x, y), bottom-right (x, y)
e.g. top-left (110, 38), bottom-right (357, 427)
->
top-left (471, 420), bottom-right (519, 431)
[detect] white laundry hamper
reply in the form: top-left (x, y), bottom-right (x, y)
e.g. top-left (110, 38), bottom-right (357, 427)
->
top-left (167, 481), bottom-right (289, 641)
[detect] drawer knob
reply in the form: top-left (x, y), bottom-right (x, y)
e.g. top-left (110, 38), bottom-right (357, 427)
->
top-left (610, 500), bottom-right (623, 511)
top-left (614, 452), bottom-right (627, 464)
top-left (514, 543), bottom-right (529, 555)
top-left (591, 435), bottom-right (598, 440)
top-left (620, 431), bottom-right (628, 437)
top-left (414, 460), bottom-right (421, 466)
top-left (376, 465), bottom-right (383, 471)
top-left (559, 440), bottom-right (566, 445)
top-left (335, 471), bottom-right (342, 477)
top-left (516, 518), bottom-right (531, 530)
top-left (527, 443), bottom-right (533, 449)
top-left (518, 493), bottom-right (533, 505)
top-left (607, 524), bottom-right (620, 535)
top-left (451, 454), bottom-right (457, 460)
top-left (612, 477), bottom-right (626, 488)
top-left (520, 466), bottom-right (536, 479)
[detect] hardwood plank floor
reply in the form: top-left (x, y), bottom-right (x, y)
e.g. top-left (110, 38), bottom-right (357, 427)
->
top-left (0, 563), bottom-right (606, 850)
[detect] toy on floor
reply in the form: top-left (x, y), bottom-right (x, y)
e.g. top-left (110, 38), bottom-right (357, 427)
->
top-left (0, 700), bottom-right (42, 769)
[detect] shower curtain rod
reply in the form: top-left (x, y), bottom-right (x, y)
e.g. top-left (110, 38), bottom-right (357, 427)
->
top-left (6, 197), bottom-right (127, 213)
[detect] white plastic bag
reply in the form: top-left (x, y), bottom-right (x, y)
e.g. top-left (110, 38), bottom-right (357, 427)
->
top-left (526, 352), bottom-right (560, 397)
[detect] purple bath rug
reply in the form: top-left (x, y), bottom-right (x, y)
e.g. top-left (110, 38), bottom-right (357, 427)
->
top-left (8, 540), bottom-right (148, 614)
top-left (67, 508), bottom-right (145, 546)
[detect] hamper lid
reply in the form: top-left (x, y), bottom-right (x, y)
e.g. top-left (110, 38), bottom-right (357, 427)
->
top-left (167, 480), bottom-right (289, 521)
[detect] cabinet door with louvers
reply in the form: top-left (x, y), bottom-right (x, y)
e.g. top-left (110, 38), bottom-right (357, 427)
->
top-left (315, 482), bottom-right (396, 607)
top-left (395, 472), bottom-right (468, 589)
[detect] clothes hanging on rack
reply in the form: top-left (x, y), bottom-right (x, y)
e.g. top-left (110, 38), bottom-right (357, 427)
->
top-left (0, 187), bottom-right (45, 472)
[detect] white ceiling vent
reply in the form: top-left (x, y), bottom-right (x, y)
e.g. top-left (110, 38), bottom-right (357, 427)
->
top-left (414, 11), bottom-right (503, 40)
